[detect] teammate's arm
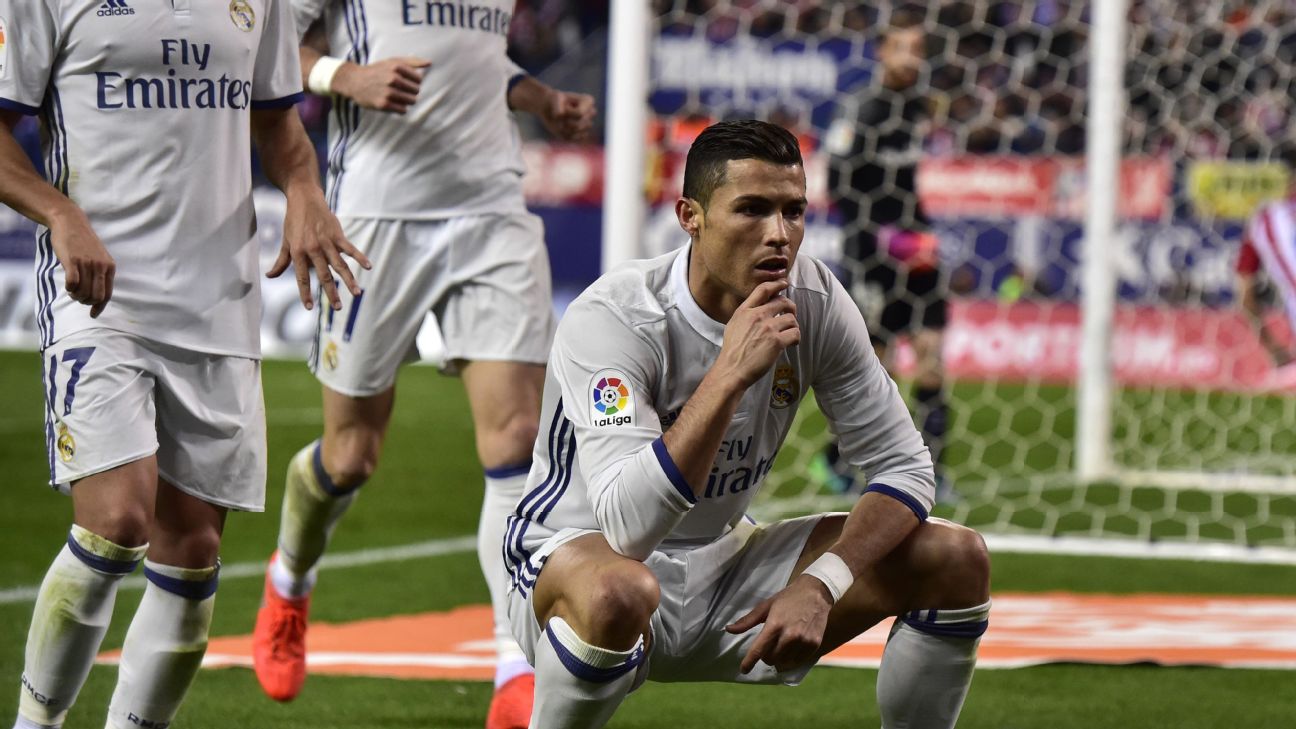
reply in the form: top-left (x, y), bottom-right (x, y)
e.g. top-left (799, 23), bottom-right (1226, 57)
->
top-left (506, 74), bottom-right (595, 142)
top-left (251, 108), bottom-right (371, 311)
top-left (298, 22), bottom-right (428, 114)
top-left (0, 0), bottom-right (114, 316)
top-left (0, 113), bottom-right (114, 317)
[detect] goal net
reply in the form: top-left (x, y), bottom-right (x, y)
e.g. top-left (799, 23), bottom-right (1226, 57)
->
top-left (617, 0), bottom-right (1296, 561)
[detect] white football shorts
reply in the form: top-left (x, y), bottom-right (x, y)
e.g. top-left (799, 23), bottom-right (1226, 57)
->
top-left (40, 329), bottom-right (267, 511)
top-left (309, 213), bottom-right (556, 396)
top-left (508, 515), bottom-right (828, 687)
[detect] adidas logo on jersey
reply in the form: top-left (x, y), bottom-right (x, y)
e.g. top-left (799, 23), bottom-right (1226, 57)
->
top-left (98, 0), bottom-right (135, 17)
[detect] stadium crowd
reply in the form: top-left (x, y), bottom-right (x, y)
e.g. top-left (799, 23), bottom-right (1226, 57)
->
top-left (650, 0), bottom-right (1295, 160)
top-left (8, 2), bottom-right (1291, 168)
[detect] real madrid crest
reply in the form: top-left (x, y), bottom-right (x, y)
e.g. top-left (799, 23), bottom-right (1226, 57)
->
top-left (770, 365), bottom-right (797, 409)
top-left (323, 340), bottom-right (339, 371)
top-left (56, 422), bottom-right (75, 463)
top-left (230, 0), bottom-right (255, 32)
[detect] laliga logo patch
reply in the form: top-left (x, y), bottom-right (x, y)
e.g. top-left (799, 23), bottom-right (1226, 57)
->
top-left (56, 422), bottom-right (75, 463)
top-left (229, 0), bottom-right (255, 32)
top-left (770, 365), bottom-right (797, 409)
top-left (591, 370), bottom-right (633, 426)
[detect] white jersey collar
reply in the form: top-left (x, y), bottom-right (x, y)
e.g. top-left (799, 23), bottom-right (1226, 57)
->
top-left (671, 246), bottom-right (726, 347)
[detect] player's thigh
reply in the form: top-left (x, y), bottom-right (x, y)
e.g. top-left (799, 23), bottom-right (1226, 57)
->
top-left (459, 359), bottom-right (545, 464)
top-left (318, 385), bottom-right (395, 485)
top-left (69, 459), bottom-right (159, 547)
top-left (460, 360), bottom-right (545, 425)
top-left (311, 217), bottom-right (443, 398)
top-left (320, 383), bottom-right (393, 446)
top-left (434, 212), bottom-right (555, 372)
top-left (151, 343), bottom-right (267, 513)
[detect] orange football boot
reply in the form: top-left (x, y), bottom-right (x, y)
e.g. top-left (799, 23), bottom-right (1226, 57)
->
top-left (252, 555), bottom-right (310, 702)
top-left (485, 672), bottom-right (535, 729)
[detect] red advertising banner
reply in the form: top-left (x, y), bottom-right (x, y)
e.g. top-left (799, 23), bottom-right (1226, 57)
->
top-left (917, 156), bottom-right (1172, 220)
top-left (520, 145), bottom-right (1171, 220)
top-left (915, 299), bottom-right (1294, 392)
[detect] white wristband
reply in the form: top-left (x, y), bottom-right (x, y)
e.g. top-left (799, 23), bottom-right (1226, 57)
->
top-left (308, 56), bottom-right (346, 95)
top-left (802, 552), bottom-right (853, 603)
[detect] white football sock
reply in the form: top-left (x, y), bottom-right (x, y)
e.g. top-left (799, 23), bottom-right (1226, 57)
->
top-left (105, 560), bottom-right (219, 729)
top-left (275, 441), bottom-right (359, 592)
top-left (530, 617), bottom-right (644, 729)
top-left (268, 553), bottom-right (314, 601)
top-left (15, 526), bottom-right (146, 729)
top-left (876, 600), bottom-right (991, 729)
top-left (478, 464), bottom-right (533, 688)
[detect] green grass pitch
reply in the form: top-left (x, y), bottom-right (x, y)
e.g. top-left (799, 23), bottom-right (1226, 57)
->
top-left (1, 350), bottom-right (1294, 728)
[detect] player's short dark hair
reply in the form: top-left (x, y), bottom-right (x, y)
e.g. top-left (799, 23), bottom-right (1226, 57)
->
top-left (682, 120), bottom-right (803, 208)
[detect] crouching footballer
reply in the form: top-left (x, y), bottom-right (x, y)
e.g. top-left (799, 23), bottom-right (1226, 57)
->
top-left (502, 119), bottom-right (991, 729)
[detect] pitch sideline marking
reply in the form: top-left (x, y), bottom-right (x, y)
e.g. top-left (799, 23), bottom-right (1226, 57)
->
top-left (6, 530), bottom-right (1295, 606)
top-left (0, 534), bottom-right (477, 606)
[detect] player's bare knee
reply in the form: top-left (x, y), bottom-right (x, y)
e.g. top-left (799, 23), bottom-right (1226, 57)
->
top-left (79, 504), bottom-right (152, 548)
top-left (580, 562), bottom-right (659, 643)
top-left (330, 460), bottom-right (376, 490)
top-left (151, 525), bottom-right (222, 568)
top-left (323, 435), bottom-right (381, 488)
top-left (934, 525), bottom-right (990, 605)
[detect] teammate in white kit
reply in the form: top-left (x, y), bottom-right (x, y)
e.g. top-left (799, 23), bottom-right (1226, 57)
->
top-left (504, 121), bottom-right (991, 729)
top-left (0, 2), bottom-right (367, 728)
top-left (250, 2), bottom-right (594, 725)
top-left (1237, 148), bottom-right (1296, 377)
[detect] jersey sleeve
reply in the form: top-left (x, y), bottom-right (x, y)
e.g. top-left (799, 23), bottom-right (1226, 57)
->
top-left (251, 0), bottom-right (305, 109)
top-left (810, 266), bottom-right (936, 520)
top-left (289, 0), bottom-right (329, 42)
top-left (549, 299), bottom-right (696, 560)
top-left (0, 0), bottom-right (59, 115)
top-left (501, 54), bottom-right (528, 101)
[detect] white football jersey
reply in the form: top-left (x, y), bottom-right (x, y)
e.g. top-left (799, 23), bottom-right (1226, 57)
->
top-left (0, 0), bottom-right (303, 357)
top-left (292, 0), bottom-right (527, 219)
top-left (505, 246), bottom-right (935, 590)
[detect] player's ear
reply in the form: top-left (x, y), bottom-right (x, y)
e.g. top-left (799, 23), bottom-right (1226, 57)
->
top-left (676, 197), bottom-right (704, 238)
